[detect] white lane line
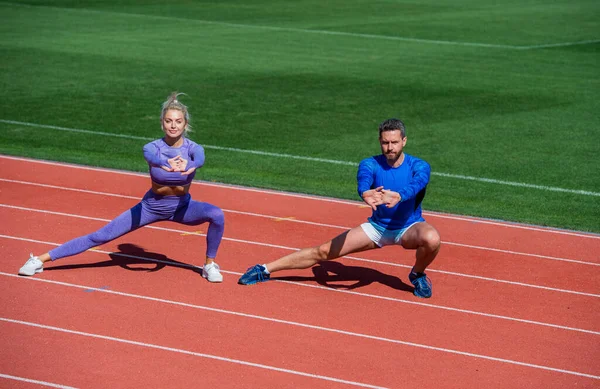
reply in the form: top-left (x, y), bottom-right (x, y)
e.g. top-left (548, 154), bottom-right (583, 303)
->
top-left (0, 3), bottom-right (520, 50)
top-left (0, 178), bottom-right (142, 200)
top-left (3, 3), bottom-right (599, 50)
top-left (274, 277), bottom-right (600, 336)
top-left (433, 171), bottom-right (600, 197)
top-left (521, 39), bottom-right (600, 49)
top-left (420, 211), bottom-right (600, 239)
top-left (1, 121), bottom-right (599, 199)
top-left (1, 204), bottom-right (599, 297)
top-left (2, 277), bottom-right (600, 380)
top-left (0, 318), bottom-right (387, 389)
top-left (1, 178), bottom-right (598, 265)
top-left (1, 242), bottom-right (598, 336)
top-left (442, 241), bottom-right (599, 267)
top-left (0, 373), bottom-right (78, 389)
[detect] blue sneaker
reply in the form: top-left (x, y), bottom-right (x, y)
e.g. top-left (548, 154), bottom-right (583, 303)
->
top-left (409, 272), bottom-right (432, 298)
top-left (238, 264), bottom-right (270, 285)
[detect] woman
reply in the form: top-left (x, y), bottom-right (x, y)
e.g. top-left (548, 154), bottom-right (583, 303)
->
top-left (19, 92), bottom-right (225, 282)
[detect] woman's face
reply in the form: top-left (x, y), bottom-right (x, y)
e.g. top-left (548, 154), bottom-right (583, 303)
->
top-left (162, 109), bottom-right (187, 140)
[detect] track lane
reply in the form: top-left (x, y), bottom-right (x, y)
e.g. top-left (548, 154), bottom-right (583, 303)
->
top-left (0, 320), bottom-right (375, 389)
top-left (1, 274), bottom-right (598, 388)
top-left (2, 207), bottom-right (598, 334)
top-left (1, 231), bottom-right (598, 378)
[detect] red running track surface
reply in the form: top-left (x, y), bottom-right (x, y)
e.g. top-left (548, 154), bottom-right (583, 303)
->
top-left (0, 155), bottom-right (599, 389)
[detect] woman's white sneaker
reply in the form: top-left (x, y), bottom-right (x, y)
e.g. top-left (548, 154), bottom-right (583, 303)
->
top-left (19, 253), bottom-right (44, 276)
top-left (202, 262), bottom-right (223, 283)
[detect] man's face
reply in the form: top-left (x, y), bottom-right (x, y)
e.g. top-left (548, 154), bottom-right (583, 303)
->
top-left (379, 129), bottom-right (407, 164)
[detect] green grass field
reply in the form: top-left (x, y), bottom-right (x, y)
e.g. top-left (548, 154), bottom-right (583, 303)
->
top-left (1, 0), bottom-right (599, 232)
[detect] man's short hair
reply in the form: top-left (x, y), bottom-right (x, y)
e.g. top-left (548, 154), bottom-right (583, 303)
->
top-left (378, 118), bottom-right (406, 138)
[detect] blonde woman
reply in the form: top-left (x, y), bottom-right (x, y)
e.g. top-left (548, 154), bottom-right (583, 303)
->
top-left (19, 92), bottom-right (225, 282)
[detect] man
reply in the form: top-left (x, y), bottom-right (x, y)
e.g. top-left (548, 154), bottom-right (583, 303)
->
top-left (238, 118), bottom-right (441, 298)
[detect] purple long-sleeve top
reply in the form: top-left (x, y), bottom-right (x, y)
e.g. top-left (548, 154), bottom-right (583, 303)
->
top-left (143, 138), bottom-right (205, 186)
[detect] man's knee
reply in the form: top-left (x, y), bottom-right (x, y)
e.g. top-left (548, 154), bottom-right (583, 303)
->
top-left (314, 245), bottom-right (331, 261)
top-left (423, 229), bottom-right (441, 252)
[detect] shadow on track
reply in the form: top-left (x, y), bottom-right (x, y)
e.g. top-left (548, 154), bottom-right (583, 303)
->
top-left (272, 260), bottom-right (413, 293)
top-left (44, 243), bottom-right (201, 275)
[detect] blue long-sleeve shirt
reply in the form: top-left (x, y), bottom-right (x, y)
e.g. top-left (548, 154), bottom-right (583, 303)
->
top-left (357, 153), bottom-right (430, 229)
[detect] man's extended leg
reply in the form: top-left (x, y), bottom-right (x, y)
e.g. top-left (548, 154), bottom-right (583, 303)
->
top-left (238, 225), bottom-right (377, 285)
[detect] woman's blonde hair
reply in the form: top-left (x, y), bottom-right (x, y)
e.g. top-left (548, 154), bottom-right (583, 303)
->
top-left (160, 92), bottom-right (192, 135)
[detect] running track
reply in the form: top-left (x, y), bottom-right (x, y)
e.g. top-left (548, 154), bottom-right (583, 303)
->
top-left (0, 155), bottom-right (598, 389)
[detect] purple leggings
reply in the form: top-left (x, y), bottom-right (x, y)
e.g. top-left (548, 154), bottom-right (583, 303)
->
top-left (49, 190), bottom-right (225, 260)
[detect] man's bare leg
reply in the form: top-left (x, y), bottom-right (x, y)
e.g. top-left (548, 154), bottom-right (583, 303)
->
top-left (266, 225), bottom-right (378, 273)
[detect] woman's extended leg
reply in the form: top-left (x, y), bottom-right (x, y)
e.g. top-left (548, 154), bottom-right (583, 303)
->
top-left (48, 203), bottom-right (156, 260)
top-left (19, 202), bottom-right (162, 276)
